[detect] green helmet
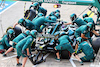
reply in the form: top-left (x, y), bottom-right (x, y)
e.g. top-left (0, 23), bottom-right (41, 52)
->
top-left (18, 18), bottom-right (25, 26)
top-left (30, 30), bottom-right (37, 38)
top-left (49, 16), bottom-right (57, 21)
top-left (7, 29), bottom-right (14, 35)
top-left (55, 9), bottom-right (60, 13)
top-left (70, 13), bottom-right (77, 21)
top-left (76, 37), bottom-right (82, 44)
top-left (7, 29), bottom-right (15, 40)
top-left (33, 2), bottom-right (39, 10)
top-left (54, 13), bottom-right (60, 19)
top-left (83, 13), bottom-right (88, 19)
top-left (24, 30), bottom-right (30, 36)
top-left (87, 22), bottom-right (93, 29)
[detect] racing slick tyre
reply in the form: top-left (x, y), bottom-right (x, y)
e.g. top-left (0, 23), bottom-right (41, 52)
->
top-left (61, 50), bottom-right (71, 59)
top-left (14, 26), bottom-right (22, 37)
top-left (92, 37), bottom-right (100, 54)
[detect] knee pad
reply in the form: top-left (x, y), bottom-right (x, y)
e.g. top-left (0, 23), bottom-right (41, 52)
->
top-left (73, 53), bottom-right (77, 56)
top-left (16, 56), bottom-right (20, 59)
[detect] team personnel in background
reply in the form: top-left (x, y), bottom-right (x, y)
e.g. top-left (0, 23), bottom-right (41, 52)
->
top-left (16, 30), bottom-right (37, 67)
top-left (3, 30), bottom-right (30, 57)
top-left (54, 32), bottom-right (83, 65)
top-left (46, 10), bottom-right (60, 21)
top-left (48, 9), bottom-right (60, 16)
top-left (54, 12), bottom-right (61, 19)
top-left (29, 2), bottom-right (47, 16)
top-left (47, 9), bottom-right (60, 17)
top-left (75, 37), bottom-right (95, 62)
top-left (64, 13), bottom-right (87, 27)
top-left (0, 29), bottom-right (15, 54)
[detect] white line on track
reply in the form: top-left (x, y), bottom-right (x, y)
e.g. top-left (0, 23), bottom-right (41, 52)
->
top-left (32, 65), bottom-right (38, 67)
top-left (71, 58), bottom-right (78, 61)
top-left (69, 58), bottom-right (77, 67)
top-left (90, 62), bottom-right (100, 67)
top-left (0, 1), bottom-right (19, 15)
top-left (2, 55), bottom-right (17, 60)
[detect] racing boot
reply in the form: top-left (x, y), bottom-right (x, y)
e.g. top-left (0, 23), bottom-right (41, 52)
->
top-left (3, 53), bottom-right (7, 57)
top-left (16, 63), bottom-right (22, 66)
top-left (80, 61), bottom-right (84, 65)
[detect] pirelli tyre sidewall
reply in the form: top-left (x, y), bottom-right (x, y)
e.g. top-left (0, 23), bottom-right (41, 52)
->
top-left (92, 37), bottom-right (100, 54)
top-left (61, 50), bottom-right (71, 59)
top-left (14, 26), bottom-right (22, 37)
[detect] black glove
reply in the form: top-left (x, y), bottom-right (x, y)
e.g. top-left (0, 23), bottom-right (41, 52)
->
top-left (60, 22), bottom-right (63, 25)
top-left (22, 50), bottom-right (25, 54)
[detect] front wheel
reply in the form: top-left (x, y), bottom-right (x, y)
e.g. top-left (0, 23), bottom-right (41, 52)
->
top-left (61, 50), bottom-right (71, 59)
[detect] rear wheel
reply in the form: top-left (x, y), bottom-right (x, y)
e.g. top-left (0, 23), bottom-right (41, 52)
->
top-left (61, 50), bottom-right (71, 59)
top-left (92, 37), bottom-right (100, 54)
top-left (14, 26), bottom-right (22, 37)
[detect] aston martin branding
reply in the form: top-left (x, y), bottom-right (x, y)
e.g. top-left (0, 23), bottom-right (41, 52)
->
top-left (31, 0), bottom-right (58, 3)
top-left (31, 0), bottom-right (76, 5)
top-left (43, 0), bottom-right (58, 3)
top-left (31, 0), bottom-right (43, 2)
top-left (62, 1), bottom-right (76, 5)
